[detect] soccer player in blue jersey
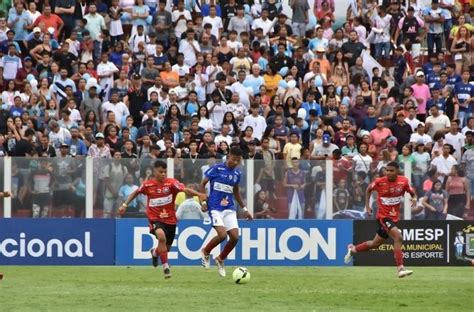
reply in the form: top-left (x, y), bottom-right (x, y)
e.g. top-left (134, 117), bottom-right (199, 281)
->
top-left (200, 147), bottom-right (253, 277)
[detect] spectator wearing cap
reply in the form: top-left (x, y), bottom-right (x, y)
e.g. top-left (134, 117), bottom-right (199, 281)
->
top-left (370, 117), bottom-right (392, 153)
top-left (27, 27), bottom-right (44, 51)
top-left (15, 56), bottom-right (38, 90)
top-left (390, 111), bottom-right (413, 153)
top-left (309, 46), bottom-right (330, 77)
top-left (411, 71), bottom-right (431, 121)
top-left (311, 133), bottom-right (338, 160)
top-left (87, 132), bottom-right (111, 158)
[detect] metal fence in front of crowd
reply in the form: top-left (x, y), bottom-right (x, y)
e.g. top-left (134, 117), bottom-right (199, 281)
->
top-left (0, 157), bottom-right (470, 220)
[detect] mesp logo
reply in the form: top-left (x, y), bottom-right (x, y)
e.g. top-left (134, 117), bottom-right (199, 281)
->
top-left (0, 232), bottom-right (94, 258)
top-left (133, 226), bottom-right (337, 261)
top-left (401, 228), bottom-right (444, 241)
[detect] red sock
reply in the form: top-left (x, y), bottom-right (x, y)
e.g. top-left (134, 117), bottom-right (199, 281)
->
top-left (355, 242), bottom-right (370, 252)
top-left (204, 239), bottom-right (221, 255)
top-left (219, 241), bottom-right (237, 260)
top-left (160, 252), bottom-right (168, 265)
top-left (394, 246), bottom-right (404, 267)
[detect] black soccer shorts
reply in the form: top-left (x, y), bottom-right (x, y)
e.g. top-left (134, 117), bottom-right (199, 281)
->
top-left (149, 221), bottom-right (177, 246)
top-left (376, 217), bottom-right (398, 239)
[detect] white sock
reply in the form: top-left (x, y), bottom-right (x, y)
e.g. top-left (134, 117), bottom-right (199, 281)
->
top-left (163, 263), bottom-right (169, 270)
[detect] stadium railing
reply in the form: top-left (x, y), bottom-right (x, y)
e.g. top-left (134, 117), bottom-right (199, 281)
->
top-left (0, 157), bottom-right (415, 220)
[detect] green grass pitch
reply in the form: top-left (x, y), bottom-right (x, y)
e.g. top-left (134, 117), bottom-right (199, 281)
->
top-left (0, 266), bottom-right (472, 311)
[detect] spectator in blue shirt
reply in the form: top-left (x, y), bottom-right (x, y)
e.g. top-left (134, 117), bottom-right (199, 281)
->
top-left (455, 69), bottom-right (474, 127)
top-left (67, 126), bottom-right (89, 156)
top-left (300, 92), bottom-right (322, 121)
top-left (7, 2), bottom-right (30, 41)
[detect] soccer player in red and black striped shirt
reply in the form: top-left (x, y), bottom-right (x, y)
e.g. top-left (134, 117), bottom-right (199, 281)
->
top-left (119, 161), bottom-right (206, 279)
top-left (344, 162), bottom-right (417, 278)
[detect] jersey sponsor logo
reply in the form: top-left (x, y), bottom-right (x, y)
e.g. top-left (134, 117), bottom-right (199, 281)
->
top-left (149, 195), bottom-right (173, 207)
top-left (213, 182), bottom-right (234, 194)
top-left (380, 196), bottom-right (403, 205)
top-left (163, 187), bottom-right (170, 194)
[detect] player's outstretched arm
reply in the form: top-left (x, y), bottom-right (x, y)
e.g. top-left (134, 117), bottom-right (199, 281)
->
top-left (234, 185), bottom-right (253, 220)
top-left (365, 184), bottom-right (374, 217)
top-left (0, 191), bottom-right (11, 198)
top-left (183, 187), bottom-right (207, 203)
top-left (119, 190), bottom-right (139, 215)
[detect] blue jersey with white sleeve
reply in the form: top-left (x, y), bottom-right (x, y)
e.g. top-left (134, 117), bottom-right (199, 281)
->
top-left (205, 162), bottom-right (241, 211)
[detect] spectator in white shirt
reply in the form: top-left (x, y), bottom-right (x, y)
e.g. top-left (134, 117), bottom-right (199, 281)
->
top-left (252, 9), bottom-right (273, 37)
top-left (409, 123), bottom-right (433, 149)
top-left (444, 119), bottom-right (465, 162)
top-left (241, 105), bottom-right (267, 140)
top-left (179, 29), bottom-right (200, 67)
top-left (101, 91), bottom-right (130, 123)
top-left (431, 144), bottom-right (457, 182)
top-left (97, 52), bottom-right (119, 100)
top-left (171, 53), bottom-right (190, 76)
top-left (214, 124), bottom-right (233, 146)
top-left (172, 1), bottom-right (192, 39)
top-left (202, 5), bottom-right (223, 40)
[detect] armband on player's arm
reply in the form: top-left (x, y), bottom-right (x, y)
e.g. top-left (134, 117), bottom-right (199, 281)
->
top-left (241, 207), bottom-right (248, 212)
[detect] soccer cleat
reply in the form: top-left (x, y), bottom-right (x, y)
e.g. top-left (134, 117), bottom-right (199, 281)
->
top-left (344, 244), bottom-right (354, 264)
top-left (163, 267), bottom-right (172, 279)
top-left (398, 268), bottom-right (413, 278)
top-left (150, 248), bottom-right (158, 268)
top-left (0, 273), bottom-right (3, 280)
top-left (215, 257), bottom-right (226, 277)
top-left (201, 250), bottom-right (210, 270)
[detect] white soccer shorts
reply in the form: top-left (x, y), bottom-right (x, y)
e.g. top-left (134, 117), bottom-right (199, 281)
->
top-left (209, 209), bottom-right (239, 231)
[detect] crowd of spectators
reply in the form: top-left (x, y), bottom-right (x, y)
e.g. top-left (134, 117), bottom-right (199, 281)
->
top-left (0, 0), bottom-right (472, 220)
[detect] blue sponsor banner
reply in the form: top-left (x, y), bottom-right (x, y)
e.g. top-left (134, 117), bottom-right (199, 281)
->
top-left (115, 219), bottom-right (353, 266)
top-left (0, 219), bottom-right (115, 265)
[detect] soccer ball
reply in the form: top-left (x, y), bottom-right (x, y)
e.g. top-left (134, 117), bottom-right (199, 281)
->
top-left (232, 267), bottom-right (251, 284)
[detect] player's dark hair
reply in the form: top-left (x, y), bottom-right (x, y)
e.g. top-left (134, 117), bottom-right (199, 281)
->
top-left (230, 147), bottom-right (243, 157)
top-left (386, 161), bottom-right (399, 169)
top-left (154, 160), bottom-right (167, 169)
